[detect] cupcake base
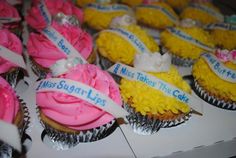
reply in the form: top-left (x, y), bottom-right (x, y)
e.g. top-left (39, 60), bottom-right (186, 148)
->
top-left (30, 58), bottom-right (49, 79)
top-left (162, 48), bottom-right (195, 67)
top-left (124, 103), bottom-right (162, 135)
top-left (193, 79), bottom-right (236, 110)
top-left (161, 112), bottom-right (191, 128)
top-left (38, 109), bottom-right (118, 149)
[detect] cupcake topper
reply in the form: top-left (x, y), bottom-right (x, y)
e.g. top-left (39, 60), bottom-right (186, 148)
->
top-left (0, 120), bottom-right (21, 152)
top-left (38, 0), bottom-right (52, 26)
top-left (133, 53), bottom-right (171, 72)
top-left (0, 45), bottom-right (26, 69)
top-left (6, 0), bottom-right (21, 5)
top-left (0, 17), bottom-right (21, 24)
top-left (53, 12), bottom-right (80, 27)
top-left (96, 0), bottom-right (111, 3)
top-left (110, 14), bottom-right (136, 29)
top-left (108, 63), bottom-right (203, 114)
top-left (215, 49), bottom-right (236, 64)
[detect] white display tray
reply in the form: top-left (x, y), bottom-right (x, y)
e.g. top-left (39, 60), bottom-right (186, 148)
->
top-left (12, 1), bottom-right (236, 157)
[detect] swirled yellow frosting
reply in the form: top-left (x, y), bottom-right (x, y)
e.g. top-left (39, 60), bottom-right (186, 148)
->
top-left (180, 3), bottom-right (222, 25)
top-left (120, 66), bottom-right (191, 116)
top-left (96, 25), bottom-right (159, 65)
top-left (84, 4), bottom-right (129, 30)
top-left (166, 0), bottom-right (189, 10)
top-left (210, 29), bottom-right (236, 50)
top-left (160, 26), bottom-right (214, 60)
top-left (192, 57), bottom-right (236, 102)
top-left (135, 2), bottom-right (178, 29)
top-left (120, 0), bottom-right (142, 7)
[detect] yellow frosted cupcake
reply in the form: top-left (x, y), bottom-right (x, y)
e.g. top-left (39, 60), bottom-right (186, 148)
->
top-left (192, 49), bottom-right (236, 110)
top-left (206, 23), bottom-right (236, 50)
top-left (160, 22), bottom-right (215, 67)
top-left (84, 3), bottom-right (132, 31)
top-left (166, 0), bottom-right (190, 11)
top-left (180, 2), bottom-right (224, 25)
top-left (76, 0), bottom-right (117, 7)
top-left (115, 53), bottom-right (192, 134)
top-left (120, 0), bottom-right (143, 7)
top-left (96, 15), bottom-right (159, 69)
top-left (135, 2), bottom-right (179, 30)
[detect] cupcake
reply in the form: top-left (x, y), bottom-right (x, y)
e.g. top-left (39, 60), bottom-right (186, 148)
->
top-left (165, 0), bottom-right (189, 12)
top-left (76, 0), bottom-right (116, 7)
top-left (0, 76), bottom-right (29, 158)
top-left (206, 23), bottom-right (236, 50)
top-left (113, 53), bottom-right (192, 134)
top-left (0, 29), bottom-right (26, 88)
top-left (180, 2), bottom-right (224, 25)
top-left (160, 22), bottom-right (215, 67)
top-left (0, 1), bottom-right (22, 36)
top-left (135, 2), bottom-right (179, 30)
top-left (84, 3), bottom-right (132, 31)
top-left (96, 15), bottom-right (159, 69)
top-left (27, 21), bottom-right (94, 79)
top-left (192, 49), bottom-right (236, 110)
top-left (26, 0), bottom-right (83, 31)
top-left (36, 59), bottom-right (122, 146)
top-left (120, 0), bottom-right (143, 7)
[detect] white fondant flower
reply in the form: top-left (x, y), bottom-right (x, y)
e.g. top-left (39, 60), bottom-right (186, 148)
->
top-left (110, 14), bottom-right (136, 29)
top-left (180, 18), bottom-right (201, 28)
top-left (50, 57), bottom-right (80, 77)
top-left (134, 52), bottom-right (171, 72)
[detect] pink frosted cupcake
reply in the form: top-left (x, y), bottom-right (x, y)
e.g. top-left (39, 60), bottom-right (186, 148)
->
top-left (26, 0), bottom-right (83, 31)
top-left (0, 1), bottom-right (22, 36)
top-left (0, 29), bottom-right (25, 88)
top-left (0, 76), bottom-right (29, 157)
top-left (36, 61), bottom-right (122, 146)
top-left (27, 21), bottom-right (94, 79)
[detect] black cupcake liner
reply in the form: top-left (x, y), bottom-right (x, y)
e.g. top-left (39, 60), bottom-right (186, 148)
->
top-left (0, 142), bottom-right (13, 158)
top-left (124, 103), bottom-right (162, 135)
top-left (3, 68), bottom-right (25, 88)
top-left (193, 79), bottom-right (236, 110)
top-left (37, 108), bottom-right (117, 149)
top-left (161, 112), bottom-right (192, 128)
top-left (162, 47), bottom-right (195, 67)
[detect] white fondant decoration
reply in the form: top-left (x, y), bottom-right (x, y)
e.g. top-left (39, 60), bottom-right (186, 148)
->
top-left (0, 120), bottom-right (21, 152)
top-left (110, 14), bottom-right (136, 29)
top-left (134, 53), bottom-right (171, 72)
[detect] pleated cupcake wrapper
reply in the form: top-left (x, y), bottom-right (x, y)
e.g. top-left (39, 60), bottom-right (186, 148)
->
top-left (161, 112), bottom-right (192, 128)
top-left (30, 59), bottom-right (47, 79)
top-left (0, 98), bottom-right (30, 158)
top-left (162, 47), bottom-right (195, 67)
top-left (124, 103), bottom-right (162, 135)
top-left (36, 108), bottom-right (117, 149)
top-left (4, 68), bottom-right (24, 88)
top-left (193, 79), bottom-right (236, 110)
top-left (98, 54), bottom-right (122, 84)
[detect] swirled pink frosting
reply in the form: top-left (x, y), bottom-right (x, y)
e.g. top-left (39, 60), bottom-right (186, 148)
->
top-left (36, 64), bottom-right (122, 130)
top-left (0, 1), bottom-right (20, 29)
top-left (0, 76), bottom-right (19, 123)
top-left (26, 0), bottom-right (83, 30)
top-left (0, 29), bottom-right (23, 74)
top-left (27, 21), bottom-right (93, 68)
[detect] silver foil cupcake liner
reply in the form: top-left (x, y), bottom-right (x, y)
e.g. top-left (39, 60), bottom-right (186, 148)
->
top-left (98, 54), bottom-right (122, 84)
top-left (124, 103), bottom-right (162, 135)
top-left (37, 108), bottom-right (117, 149)
top-left (161, 112), bottom-right (192, 128)
top-left (162, 48), bottom-right (195, 67)
top-left (30, 59), bottom-right (48, 79)
top-left (4, 68), bottom-right (25, 88)
top-left (0, 98), bottom-right (30, 158)
top-left (193, 79), bottom-right (236, 110)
